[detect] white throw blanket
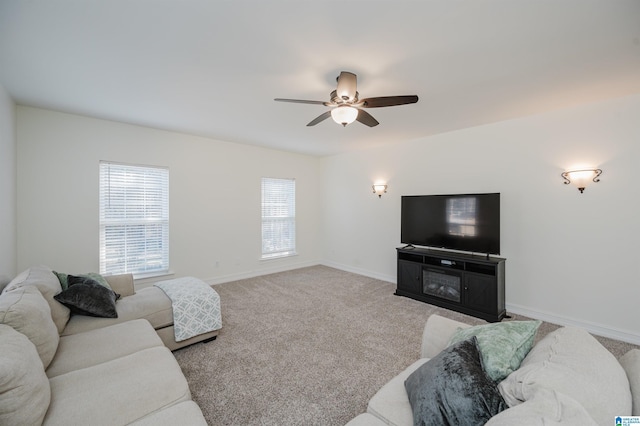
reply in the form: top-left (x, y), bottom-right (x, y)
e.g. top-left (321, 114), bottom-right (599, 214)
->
top-left (154, 277), bottom-right (222, 342)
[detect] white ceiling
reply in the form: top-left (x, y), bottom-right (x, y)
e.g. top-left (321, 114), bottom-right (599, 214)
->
top-left (1, 1), bottom-right (639, 157)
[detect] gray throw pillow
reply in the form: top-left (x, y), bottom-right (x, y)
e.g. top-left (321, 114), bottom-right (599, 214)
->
top-left (404, 336), bottom-right (507, 426)
top-left (53, 275), bottom-right (118, 318)
top-left (53, 271), bottom-right (112, 291)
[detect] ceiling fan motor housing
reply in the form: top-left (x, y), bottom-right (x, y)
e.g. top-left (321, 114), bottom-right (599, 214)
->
top-left (336, 71), bottom-right (358, 102)
top-left (330, 90), bottom-right (359, 105)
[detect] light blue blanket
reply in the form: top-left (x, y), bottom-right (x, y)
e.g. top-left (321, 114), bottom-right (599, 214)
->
top-left (154, 277), bottom-right (222, 342)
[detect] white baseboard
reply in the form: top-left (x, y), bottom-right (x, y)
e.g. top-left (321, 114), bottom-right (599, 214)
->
top-left (204, 259), bottom-right (319, 286)
top-left (507, 302), bottom-right (640, 346)
top-left (320, 260), bottom-right (395, 284)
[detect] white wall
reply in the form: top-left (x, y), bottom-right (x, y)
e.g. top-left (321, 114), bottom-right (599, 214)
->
top-left (0, 84), bottom-right (16, 283)
top-left (14, 96), bottom-right (640, 343)
top-left (16, 107), bottom-right (322, 284)
top-left (321, 94), bottom-right (640, 344)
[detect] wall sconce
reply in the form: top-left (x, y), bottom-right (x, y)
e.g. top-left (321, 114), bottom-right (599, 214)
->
top-left (561, 168), bottom-right (602, 193)
top-left (372, 184), bottom-right (388, 198)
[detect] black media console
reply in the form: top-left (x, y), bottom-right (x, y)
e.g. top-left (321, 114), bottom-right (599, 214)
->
top-left (396, 246), bottom-right (506, 322)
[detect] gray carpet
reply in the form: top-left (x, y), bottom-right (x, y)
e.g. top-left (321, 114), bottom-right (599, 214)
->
top-left (173, 265), bottom-right (638, 426)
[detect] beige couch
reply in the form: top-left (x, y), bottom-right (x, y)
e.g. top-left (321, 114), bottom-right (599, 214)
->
top-left (0, 265), bottom-right (209, 425)
top-left (347, 314), bottom-right (640, 426)
top-left (60, 271), bottom-right (219, 351)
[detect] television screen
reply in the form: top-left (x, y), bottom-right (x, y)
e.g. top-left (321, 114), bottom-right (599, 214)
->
top-left (401, 193), bottom-right (500, 255)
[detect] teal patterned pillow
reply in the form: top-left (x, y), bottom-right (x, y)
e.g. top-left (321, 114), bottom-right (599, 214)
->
top-left (449, 320), bottom-right (541, 382)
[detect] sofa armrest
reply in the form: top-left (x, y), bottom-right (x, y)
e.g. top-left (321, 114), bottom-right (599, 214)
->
top-left (105, 274), bottom-right (135, 297)
top-left (420, 314), bottom-right (471, 359)
top-left (620, 349), bottom-right (640, 416)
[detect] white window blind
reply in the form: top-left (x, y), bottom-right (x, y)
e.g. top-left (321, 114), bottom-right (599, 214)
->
top-left (99, 161), bottom-right (169, 276)
top-left (261, 177), bottom-right (296, 259)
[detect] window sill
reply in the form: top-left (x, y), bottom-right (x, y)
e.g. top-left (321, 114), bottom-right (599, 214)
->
top-left (133, 270), bottom-right (175, 281)
top-left (260, 252), bottom-right (298, 261)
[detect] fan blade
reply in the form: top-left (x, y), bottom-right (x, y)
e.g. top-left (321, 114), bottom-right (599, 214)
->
top-left (336, 71), bottom-right (357, 102)
top-left (274, 98), bottom-right (329, 106)
top-left (356, 109), bottom-right (379, 127)
top-left (360, 95), bottom-right (419, 108)
top-left (307, 111), bottom-right (332, 126)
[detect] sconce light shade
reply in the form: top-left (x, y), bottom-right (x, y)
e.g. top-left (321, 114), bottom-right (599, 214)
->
top-left (372, 184), bottom-right (388, 198)
top-left (331, 106), bottom-right (358, 126)
top-left (561, 168), bottom-right (602, 193)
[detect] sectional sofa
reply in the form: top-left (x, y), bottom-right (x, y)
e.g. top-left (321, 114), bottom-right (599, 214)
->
top-left (0, 265), bottom-right (209, 425)
top-left (348, 314), bottom-right (640, 425)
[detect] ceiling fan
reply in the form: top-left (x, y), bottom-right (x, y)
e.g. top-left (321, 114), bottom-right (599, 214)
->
top-left (274, 71), bottom-right (419, 127)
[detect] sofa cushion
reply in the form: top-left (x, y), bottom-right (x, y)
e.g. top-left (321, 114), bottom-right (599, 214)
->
top-left (486, 388), bottom-right (597, 426)
top-left (62, 286), bottom-right (173, 335)
top-left (405, 337), bottom-right (507, 426)
top-left (104, 273), bottom-right (135, 297)
top-left (127, 401), bottom-right (208, 426)
top-left (0, 286), bottom-right (60, 368)
top-left (344, 412), bottom-right (389, 426)
top-left (54, 275), bottom-right (119, 318)
top-left (3, 265), bottom-right (70, 333)
top-left (420, 314), bottom-right (471, 359)
top-left (0, 324), bottom-right (51, 425)
top-left (619, 349), bottom-right (640, 416)
top-left (46, 319), bottom-right (164, 378)
top-left (45, 346), bottom-right (191, 426)
top-left (449, 319), bottom-right (541, 382)
top-left (498, 326), bottom-right (631, 426)
top-left (367, 358), bottom-right (428, 426)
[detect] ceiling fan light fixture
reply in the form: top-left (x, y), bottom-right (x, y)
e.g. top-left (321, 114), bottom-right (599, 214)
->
top-left (274, 71), bottom-right (418, 128)
top-left (331, 106), bottom-right (358, 127)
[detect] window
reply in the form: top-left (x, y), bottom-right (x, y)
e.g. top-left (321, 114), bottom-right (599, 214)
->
top-left (261, 177), bottom-right (296, 259)
top-left (99, 161), bottom-right (169, 276)
top-left (446, 197), bottom-right (477, 237)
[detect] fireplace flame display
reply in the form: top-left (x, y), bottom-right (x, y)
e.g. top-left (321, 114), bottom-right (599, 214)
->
top-left (423, 270), bottom-right (461, 303)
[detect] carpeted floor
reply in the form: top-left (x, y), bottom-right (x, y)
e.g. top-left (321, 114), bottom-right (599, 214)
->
top-left (173, 265), bottom-right (638, 426)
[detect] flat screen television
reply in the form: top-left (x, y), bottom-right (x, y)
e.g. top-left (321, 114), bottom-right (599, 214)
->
top-left (401, 193), bottom-right (500, 255)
